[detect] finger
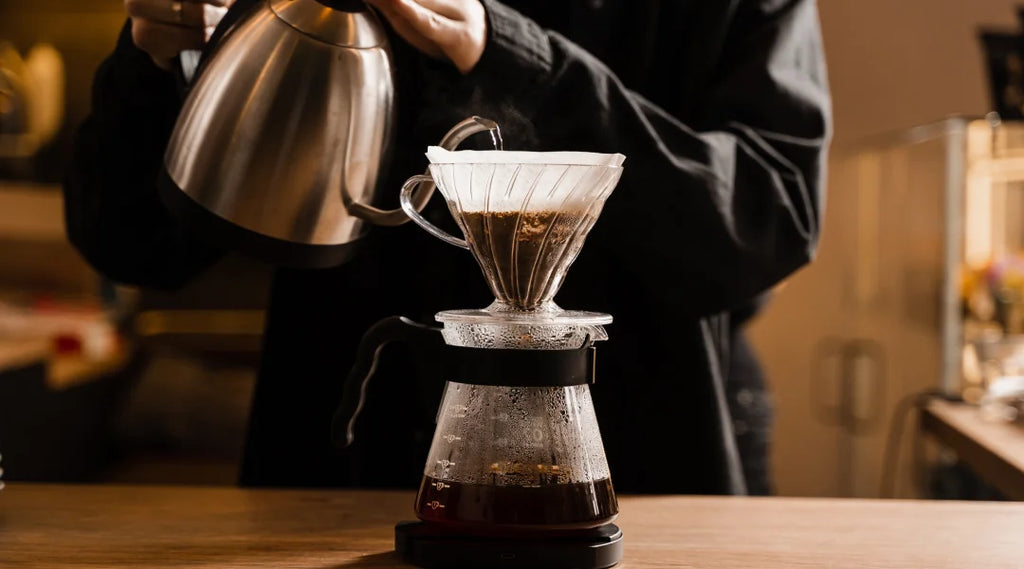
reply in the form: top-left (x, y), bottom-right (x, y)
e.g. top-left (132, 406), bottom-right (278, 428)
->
top-left (386, 0), bottom-right (460, 46)
top-left (131, 18), bottom-right (206, 62)
top-left (125, 0), bottom-right (228, 28)
top-left (369, 0), bottom-right (458, 18)
top-left (404, 0), bottom-right (464, 21)
top-left (367, 0), bottom-right (445, 59)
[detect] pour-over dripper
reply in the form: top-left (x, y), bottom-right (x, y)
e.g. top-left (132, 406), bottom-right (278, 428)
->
top-left (401, 146), bottom-right (625, 312)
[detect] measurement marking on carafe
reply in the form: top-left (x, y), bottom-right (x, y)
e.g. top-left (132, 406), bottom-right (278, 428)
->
top-left (448, 404), bottom-right (469, 418)
top-left (425, 501), bottom-right (445, 510)
top-left (437, 459), bottom-right (456, 468)
top-left (442, 434), bottom-right (462, 443)
top-left (431, 481), bottom-right (450, 491)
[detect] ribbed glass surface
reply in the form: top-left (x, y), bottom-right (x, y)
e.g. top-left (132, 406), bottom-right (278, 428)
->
top-left (429, 162), bottom-right (622, 310)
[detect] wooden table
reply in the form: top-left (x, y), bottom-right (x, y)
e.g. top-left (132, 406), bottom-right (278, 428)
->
top-left (921, 399), bottom-right (1024, 500)
top-left (1, 484), bottom-right (1022, 568)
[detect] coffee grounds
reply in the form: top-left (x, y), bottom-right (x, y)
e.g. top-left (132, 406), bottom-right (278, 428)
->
top-left (458, 210), bottom-right (595, 309)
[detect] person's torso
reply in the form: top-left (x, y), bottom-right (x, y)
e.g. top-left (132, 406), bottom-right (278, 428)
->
top-left (243, 0), bottom-right (748, 494)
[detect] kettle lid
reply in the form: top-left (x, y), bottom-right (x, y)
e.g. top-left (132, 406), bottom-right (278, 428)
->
top-left (270, 0), bottom-right (388, 48)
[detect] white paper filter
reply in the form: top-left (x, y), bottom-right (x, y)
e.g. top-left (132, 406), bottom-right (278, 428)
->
top-left (424, 147), bottom-right (625, 211)
top-left (425, 147), bottom-right (626, 167)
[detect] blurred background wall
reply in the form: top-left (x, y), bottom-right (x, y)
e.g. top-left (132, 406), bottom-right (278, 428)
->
top-left (750, 0), bottom-right (1021, 498)
top-left (0, 0), bottom-right (125, 181)
top-left (819, 0), bottom-right (1016, 144)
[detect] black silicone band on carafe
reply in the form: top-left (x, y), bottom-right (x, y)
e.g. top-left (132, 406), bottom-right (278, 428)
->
top-left (442, 344), bottom-right (596, 387)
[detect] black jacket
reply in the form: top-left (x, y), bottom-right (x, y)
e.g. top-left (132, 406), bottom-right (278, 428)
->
top-left (65, 0), bottom-right (830, 494)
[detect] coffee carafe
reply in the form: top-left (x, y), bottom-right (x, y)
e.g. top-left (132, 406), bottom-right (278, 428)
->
top-left (333, 125), bottom-right (626, 568)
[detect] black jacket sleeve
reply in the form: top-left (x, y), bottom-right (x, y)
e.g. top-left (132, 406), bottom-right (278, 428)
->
top-left (465, 0), bottom-right (831, 317)
top-left (64, 22), bottom-right (223, 290)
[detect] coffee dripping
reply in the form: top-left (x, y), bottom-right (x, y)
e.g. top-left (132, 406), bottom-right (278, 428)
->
top-left (333, 119), bottom-right (626, 569)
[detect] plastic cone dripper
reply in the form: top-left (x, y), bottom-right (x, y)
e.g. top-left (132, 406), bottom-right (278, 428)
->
top-left (426, 148), bottom-right (625, 311)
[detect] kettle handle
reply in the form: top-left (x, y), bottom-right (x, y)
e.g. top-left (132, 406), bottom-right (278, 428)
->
top-left (174, 0), bottom-right (255, 88)
top-left (348, 116), bottom-right (502, 227)
top-left (331, 316), bottom-right (445, 448)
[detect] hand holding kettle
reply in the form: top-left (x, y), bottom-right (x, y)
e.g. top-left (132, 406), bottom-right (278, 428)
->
top-left (366, 0), bottom-right (486, 74)
top-left (125, 0), bottom-right (236, 70)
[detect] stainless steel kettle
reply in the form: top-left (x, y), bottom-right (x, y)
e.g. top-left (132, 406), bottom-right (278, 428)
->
top-left (158, 0), bottom-right (497, 268)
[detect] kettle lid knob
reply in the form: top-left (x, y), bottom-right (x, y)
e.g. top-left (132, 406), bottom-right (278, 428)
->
top-left (270, 0), bottom-right (389, 48)
top-left (314, 0), bottom-right (370, 10)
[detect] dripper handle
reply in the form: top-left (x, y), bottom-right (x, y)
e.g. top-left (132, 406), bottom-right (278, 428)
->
top-left (399, 176), bottom-right (470, 249)
top-left (331, 316), bottom-right (445, 448)
top-left (349, 116), bottom-right (501, 227)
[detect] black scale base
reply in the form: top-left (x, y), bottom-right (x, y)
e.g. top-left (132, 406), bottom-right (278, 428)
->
top-left (394, 521), bottom-right (623, 569)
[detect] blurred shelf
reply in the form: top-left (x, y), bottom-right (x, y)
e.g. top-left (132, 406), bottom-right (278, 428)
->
top-left (49, 347), bottom-right (129, 390)
top-left (921, 398), bottom-right (1024, 500)
top-left (0, 182), bottom-right (98, 294)
top-left (0, 338), bottom-right (49, 374)
top-left (134, 309), bottom-right (266, 366)
top-left (0, 337), bottom-right (128, 390)
top-left (0, 182), bottom-right (64, 242)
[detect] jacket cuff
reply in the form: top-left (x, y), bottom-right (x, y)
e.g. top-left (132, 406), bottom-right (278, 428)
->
top-left (103, 21), bottom-right (180, 110)
top-left (468, 0), bottom-right (553, 99)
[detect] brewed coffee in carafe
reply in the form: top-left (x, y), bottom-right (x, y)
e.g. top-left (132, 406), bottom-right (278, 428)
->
top-left (414, 380), bottom-right (617, 531)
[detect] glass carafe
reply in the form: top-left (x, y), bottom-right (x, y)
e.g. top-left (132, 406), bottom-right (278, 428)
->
top-left (410, 309), bottom-right (619, 532)
top-left (332, 311), bottom-right (619, 534)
